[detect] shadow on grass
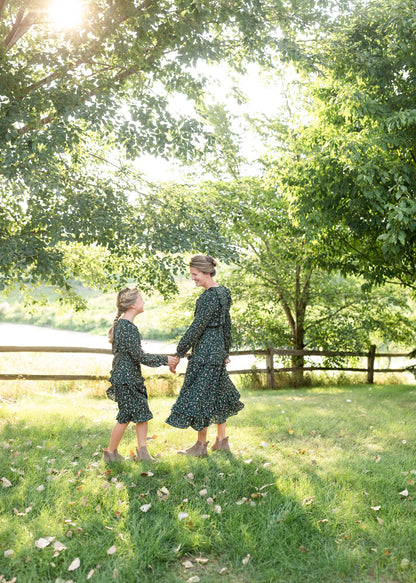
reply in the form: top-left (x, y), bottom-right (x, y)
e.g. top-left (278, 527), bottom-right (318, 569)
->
top-left (3, 388), bottom-right (411, 582)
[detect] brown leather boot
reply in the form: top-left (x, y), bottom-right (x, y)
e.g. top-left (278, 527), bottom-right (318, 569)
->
top-left (178, 440), bottom-right (209, 457)
top-left (136, 446), bottom-right (154, 461)
top-left (103, 448), bottom-right (125, 462)
top-left (211, 437), bottom-right (230, 452)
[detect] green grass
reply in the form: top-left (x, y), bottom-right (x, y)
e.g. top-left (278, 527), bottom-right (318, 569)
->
top-left (1, 384), bottom-right (416, 582)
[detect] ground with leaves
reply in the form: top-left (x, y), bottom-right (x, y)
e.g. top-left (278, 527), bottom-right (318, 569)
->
top-left (1, 384), bottom-right (416, 582)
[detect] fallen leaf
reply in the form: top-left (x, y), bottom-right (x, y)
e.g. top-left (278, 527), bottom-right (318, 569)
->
top-left (187, 577), bottom-right (200, 583)
top-left (174, 543), bottom-right (182, 554)
top-left (199, 488), bottom-right (208, 497)
top-left (242, 554), bottom-right (250, 565)
top-left (195, 557), bottom-right (209, 564)
top-left (399, 489), bottom-right (409, 497)
top-left (68, 557), bottom-right (81, 571)
top-left (157, 486), bottom-right (170, 500)
top-left (375, 455), bottom-right (381, 463)
top-left (140, 503), bottom-right (152, 513)
top-left (371, 506), bottom-right (381, 511)
top-left (140, 471), bottom-right (154, 477)
top-left (244, 459), bottom-right (252, 464)
top-left (213, 505), bottom-right (222, 514)
top-left (107, 545), bottom-right (117, 555)
top-left (178, 512), bottom-right (189, 521)
top-left (35, 537), bottom-right (55, 549)
top-left (299, 546), bottom-right (308, 553)
top-left (401, 558), bottom-right (410, 569)
top-left (376, 516), bottom-right (384, 525)
top-left (2, 477), bottom-right (12, 488)
top-left (302, 496), bottom-right (315, 506)
top-left (4, 549), bottom-right (14, 558)
top-left (87, 569), bottom-right (95, 579)
top-left (183, 560), bottom-right (193, 569)
top-left (53, 541), bottom-right (67, 552)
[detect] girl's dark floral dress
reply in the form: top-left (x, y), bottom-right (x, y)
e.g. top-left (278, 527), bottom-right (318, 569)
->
top-left (166, 285), bottom-right (244, 431)
top-left (107, 319), bottom-right (168, 424)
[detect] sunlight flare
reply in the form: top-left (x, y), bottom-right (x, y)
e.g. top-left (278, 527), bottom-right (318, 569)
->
top-left (48, 0), bottom-right (83, 29)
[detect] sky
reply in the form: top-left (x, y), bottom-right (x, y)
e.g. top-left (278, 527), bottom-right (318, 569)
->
top-left (134, 62), bottom-right (295, 183)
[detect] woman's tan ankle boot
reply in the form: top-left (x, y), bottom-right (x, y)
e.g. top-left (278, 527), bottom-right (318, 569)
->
top-left (178, 440), bottom-right (209, 457)
top-left (211, 437), bottom-right (230, 452)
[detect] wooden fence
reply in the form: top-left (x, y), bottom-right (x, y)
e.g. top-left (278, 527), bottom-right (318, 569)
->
top-left (0, 344), bottom-right (413, 387)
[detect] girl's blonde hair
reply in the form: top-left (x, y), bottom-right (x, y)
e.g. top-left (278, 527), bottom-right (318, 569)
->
top-left (189, 254), bottom-right (217, 276)
top-left (108, 287), bottom-right (139, 343)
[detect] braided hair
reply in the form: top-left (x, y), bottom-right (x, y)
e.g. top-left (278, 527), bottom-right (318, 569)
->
top-left (107, 287), bottom-right (139, 343)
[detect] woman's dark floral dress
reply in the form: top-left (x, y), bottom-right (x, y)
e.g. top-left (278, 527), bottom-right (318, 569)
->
top-left (166, 285), bottom-right (244, 431)
top-left (107, 319), bottom-right (168, 424)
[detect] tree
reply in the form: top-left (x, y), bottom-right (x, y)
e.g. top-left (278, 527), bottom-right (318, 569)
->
top-left (276, 0), bottom-right (416, 288)
top-left (153, 176), bottom-right (416, 384)
top-left (1, 0), bottom-right (321, 300)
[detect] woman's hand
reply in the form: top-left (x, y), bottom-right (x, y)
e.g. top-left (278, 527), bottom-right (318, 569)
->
top-left (225, 357), bottom-right (230, 364)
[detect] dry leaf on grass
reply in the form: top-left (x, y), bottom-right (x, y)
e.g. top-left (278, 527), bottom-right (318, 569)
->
top-left (35, 537), bottom-right (55, 549)
top-left (399, 489), bottom-right (409, 497)
top-left (4, 549), bottom-right (14, 558)
top-left (140, 503), bottom-right (152, 513)
top-left (178, 512), bottom-right (189, 521)
top-left (371, 505), bottom-right (381, 511)
top-left (183, 560), bottom-right (193, 569)
top-left (242, 554), bottom-right (250, 565)
top-left (107, 545), bottom-right (117, 555)
top-left (2, 477), bottom-right (12, 488)
top-left (68, 557), bottom-right (80, 571)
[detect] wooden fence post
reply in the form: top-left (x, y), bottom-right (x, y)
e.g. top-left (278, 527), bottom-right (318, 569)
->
top-left (367, 344), bottom-right (376, 384)
top-left (266, 346), bottom-right (276, 388)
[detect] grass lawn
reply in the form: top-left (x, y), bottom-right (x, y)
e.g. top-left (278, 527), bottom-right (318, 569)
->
top-left (1, 384), bottom-right (416, 582)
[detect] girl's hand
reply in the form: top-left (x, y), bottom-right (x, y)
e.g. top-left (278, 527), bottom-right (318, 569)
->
top-left (168, 355), bottom-right (180, 373)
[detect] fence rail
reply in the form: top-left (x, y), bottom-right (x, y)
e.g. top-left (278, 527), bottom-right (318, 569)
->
top-left (0, 344), bottom-right (414, 386)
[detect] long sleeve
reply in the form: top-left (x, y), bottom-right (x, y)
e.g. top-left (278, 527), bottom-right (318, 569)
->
top-left (125, 324), bottom-right (168, 367)
top-left (176, 291), bottom-right (220, 357)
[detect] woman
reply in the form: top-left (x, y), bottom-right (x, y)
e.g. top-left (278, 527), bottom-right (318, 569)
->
top-left (166, 255), bottom-right (244, 456)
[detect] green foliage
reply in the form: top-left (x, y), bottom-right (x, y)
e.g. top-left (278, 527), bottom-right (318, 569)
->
top-left (277, 0), bottom-right (416, 287)
top-left (2, 0), bottom-right (298, 300)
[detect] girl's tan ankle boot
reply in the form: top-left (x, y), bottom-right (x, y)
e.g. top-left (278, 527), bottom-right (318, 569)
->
top-left (136, 446), bottom-right (154, 461)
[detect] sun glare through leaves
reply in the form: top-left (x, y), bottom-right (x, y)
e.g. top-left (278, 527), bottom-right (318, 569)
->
top-left (48, 0), bottom-right (83, 29)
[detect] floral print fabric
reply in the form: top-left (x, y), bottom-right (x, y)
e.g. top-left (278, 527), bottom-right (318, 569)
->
top-left (107, 319), bottom-right (168, 424)
top-left (166, 285), bottom-right (244, 431)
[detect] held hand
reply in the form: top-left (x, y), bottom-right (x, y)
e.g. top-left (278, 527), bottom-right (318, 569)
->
top-left (225, 357), bottom-right (230, 364)
top-left (168, 355), bottom-right (180, 373)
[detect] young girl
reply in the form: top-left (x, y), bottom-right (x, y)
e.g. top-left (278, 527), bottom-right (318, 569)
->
top-left (166, 255), bottom-right (244, 456)
top-left (104, 287), bottom-right (179, 462)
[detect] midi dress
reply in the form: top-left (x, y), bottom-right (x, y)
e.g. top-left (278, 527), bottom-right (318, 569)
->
top-left (166, 285), bottom-right (244, 431)
top-left (107, 319), bottom-right (168, 424)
